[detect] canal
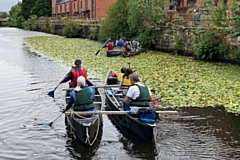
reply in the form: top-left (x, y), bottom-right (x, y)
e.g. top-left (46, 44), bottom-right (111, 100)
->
top-left (0, 27), bottom-right (239, 160)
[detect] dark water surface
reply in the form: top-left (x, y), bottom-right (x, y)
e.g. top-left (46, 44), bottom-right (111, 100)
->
top-left (0, 27), bottom-right (240, 160)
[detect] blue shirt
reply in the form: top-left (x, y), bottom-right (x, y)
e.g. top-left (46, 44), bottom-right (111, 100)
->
top-left (117, 39), bottom-right (124, 48)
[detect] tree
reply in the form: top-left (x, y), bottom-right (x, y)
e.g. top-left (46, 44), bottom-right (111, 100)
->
top-left (99, 0), bottom-right (135, 42)
top-left (126, 0), bottom-right (167, 29)
top-left (9, 3), bottom-right (21, 19)
top-left (32, 0), bottom-right (52, 17)
top-left (21, 0), bottom-right (36, 19)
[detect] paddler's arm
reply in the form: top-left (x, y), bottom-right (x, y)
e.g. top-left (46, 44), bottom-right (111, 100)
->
top-left (63, 92), bottom-right (74, 113)
top-left (122, 96), bottom-right (130, 104)
top-left (60, 70), bottom-right (72, 84)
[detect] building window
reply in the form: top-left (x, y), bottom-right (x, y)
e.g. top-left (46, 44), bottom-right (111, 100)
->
top-left (187, 0), bottom-right (196, 6)
top-left (60, 5), bottom-right (62, 13)
top-left (74, 3), bottom-right (76, 10)
top-left (65, 4), bottom-right (67, 12)
top-left (80, 1), bottom-right (82, 9)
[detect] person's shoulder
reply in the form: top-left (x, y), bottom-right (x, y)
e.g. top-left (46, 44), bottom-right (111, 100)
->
top-left (129, 85), bottom-right (138, 89)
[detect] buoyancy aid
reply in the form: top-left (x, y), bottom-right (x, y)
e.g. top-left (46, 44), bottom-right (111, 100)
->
top-left (71, 68), bottom-right (87, 85)
top-left (130, 84), bottom-right (150, 107)
top-left (108, 42), bottom-right (114, 50)
top-left (73, 88), bottom-right (94, 111)
top-left (117, 73), bottom-right (124, 82)
top-left (121, 77), bottom-right (132, 89)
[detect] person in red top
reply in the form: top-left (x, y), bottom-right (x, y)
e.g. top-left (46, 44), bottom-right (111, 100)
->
top-left (106, 38), bottom-right (114, 50)
top-left (59, 59), bottom-right (87, 87)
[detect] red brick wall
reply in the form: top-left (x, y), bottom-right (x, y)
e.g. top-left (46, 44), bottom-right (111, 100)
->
top-left (96, 0), bottom-right (117, 19)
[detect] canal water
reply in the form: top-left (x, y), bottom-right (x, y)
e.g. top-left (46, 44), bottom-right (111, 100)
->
top-left (0, 27), bottom-right (240, 160)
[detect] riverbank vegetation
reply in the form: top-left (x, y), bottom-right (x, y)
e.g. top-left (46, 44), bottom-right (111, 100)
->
top-left (24, 36), bottom-right (240, 114)
top-left (3, 0), bottom-right (240, 62)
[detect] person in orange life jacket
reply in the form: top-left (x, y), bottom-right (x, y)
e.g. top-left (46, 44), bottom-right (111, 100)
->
top-left (106, 38), bottom-right (114, 50)
top-left (119, 68), bottom-right (133, 96)
top-left (59, 59), bottom-right (87, 88)
top-left (122, 73), bottom-right (153, 111)
top-left (62, 76), bottom-right (95, 114)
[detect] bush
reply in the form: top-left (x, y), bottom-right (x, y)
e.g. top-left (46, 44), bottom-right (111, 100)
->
top-left (62, 20), bottom-right (80, 38)
top-left (89, 26), bottom-right (98, 40)
top-left (138, 28), bottom-right (156, 49)
top-left (194, 30), bottom-right (221, 60)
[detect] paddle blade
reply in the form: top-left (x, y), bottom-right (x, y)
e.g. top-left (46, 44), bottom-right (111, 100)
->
top-left (47, 91), bottom-right (54, 98)
top-left (95, 50), bottom-right (100, 55)
top-left (48, 122), bottom-right (53, 126)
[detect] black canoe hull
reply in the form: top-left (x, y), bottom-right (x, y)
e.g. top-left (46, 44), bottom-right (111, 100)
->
top-left (104, 71), bottom-right (156, 142)
top-left (106, 48), bottom-right (141, 57)
top-left (65, 78), bottom-right (103, 145)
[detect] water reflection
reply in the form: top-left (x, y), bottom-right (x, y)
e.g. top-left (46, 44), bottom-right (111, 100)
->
top-left (107, 115), bottom-right (158, 159)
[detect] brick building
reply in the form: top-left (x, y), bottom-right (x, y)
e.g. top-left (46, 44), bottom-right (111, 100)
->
top-left (166, 0), bottom-right (233, 26)
top-left (52, 0), bottom-right (117, 19)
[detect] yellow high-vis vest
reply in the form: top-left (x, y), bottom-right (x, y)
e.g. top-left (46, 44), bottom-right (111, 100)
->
top-left (117, 73), bottom-right (124, 82)
top-left (121, 77), bottom-right (132, 89)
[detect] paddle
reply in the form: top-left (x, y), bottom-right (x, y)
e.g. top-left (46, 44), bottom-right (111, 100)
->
top-left (62, 84), bottom-right (119, 91)
top-left (49, 112), bottom-right (64, 127)
top-left (65, 110), bottom-right (178, 115)
top-left (95, 39), bottom-right (108, 55)
top-left (47, 83), bottom-right (61, 98)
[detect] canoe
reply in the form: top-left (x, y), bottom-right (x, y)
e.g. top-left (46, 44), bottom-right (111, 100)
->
top-left (104, 71), bottom-right (157, 142)
top-left (65, 78), bottom-right (103, 146)
top-left (106, 48), bottom-right (142, 57)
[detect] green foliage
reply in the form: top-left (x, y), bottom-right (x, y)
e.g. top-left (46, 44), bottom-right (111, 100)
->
top-left (166, 11), bottom-right (193, 52)
top-left (194, 30), bottom-right (221, 60)
top-left (89, 27), bottom-right (98, 40)
top-left (22, 15), bottom-right (39, 30)
top-left (209, 3), bottom-right (228, 27)
top-left (32, 0), bottom-right (52, 17)
top-left (126, 0), bottom-right (167, 29)
top-left (21, 0), bottom-right (36, 20)
top-left (229, 1), bottom-right (240, 38)
top-left (99, 0), bottom-right (167, 47)
top-left (9, 3), bottom-right (21, 19)
top-left (99, 0), bottom-right (134, 42)
top-left (138, 28), bottom-right (155, 48)
top-left (16, 15), bottom-right (25, 28)
top-left (7, 2), bottom-right (23, 27)
top-left (62, 20), bottom-right (80, 38)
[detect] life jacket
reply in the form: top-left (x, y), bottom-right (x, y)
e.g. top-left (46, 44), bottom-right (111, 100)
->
top-left (107, 42), bottom-right (114, 50)
top-left (71, 68), bottom-right (87, 85)
top-left (130, 84), bottom-right (150, 107)
top-left (117, 73), bottom-right (124, 83)
top-left (72, 88), bottom-right (94, 111)
top-left (121, 76), bottom-right (132, 89)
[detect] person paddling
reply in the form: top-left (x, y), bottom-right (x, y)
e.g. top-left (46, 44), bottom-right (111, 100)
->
top-left (122, 73), bottom-right (153, 111)
top-left (59, 59), bottom-right (87, 88)
top-left (62, 76), bottom-right (95, 115)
